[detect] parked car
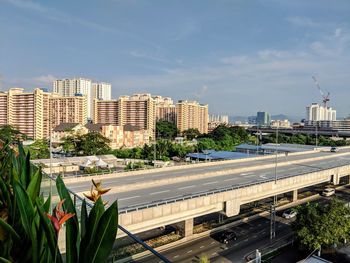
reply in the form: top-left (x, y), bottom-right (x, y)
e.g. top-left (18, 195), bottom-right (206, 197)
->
top-left (219, 229), bottom-right (237, 244)
top-left (282, 209), bottom-right (297, 219)
top-left (330, 147), bottom-right (339, 153)
top-left (322, 188), bottom-right (335, 197)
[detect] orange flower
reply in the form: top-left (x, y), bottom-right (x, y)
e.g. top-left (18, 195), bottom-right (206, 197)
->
top-left (46, 199), bottom-right (75, 234)
top-left (84, 180), bottom-right (111, 205)
top-left (92, 179), bottom-right (111, 195)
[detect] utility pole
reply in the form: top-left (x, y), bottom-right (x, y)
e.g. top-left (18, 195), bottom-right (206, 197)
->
top-left (270, 126), bottom-right (278, 239)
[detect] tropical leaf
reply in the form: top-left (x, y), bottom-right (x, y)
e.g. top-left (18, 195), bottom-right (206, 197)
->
top-left (56, 176), bottom-right (78, 263)
top-left (0, 217), bottom-right (20, 241)
top-left (36, 198), bottom-right (63, 263)
top-left (85, 201), bottom-right (118, 263)
top-left (13, 181), bottom-right (38, 263)
top-left (79, 198), bottom-right (105, 262)
top-left (26, 169), bottom-right (42, 203)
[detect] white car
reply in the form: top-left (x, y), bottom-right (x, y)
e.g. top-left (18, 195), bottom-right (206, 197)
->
top-left (282, 209), bottom-right (297, 219)
top-left (322, 188), bottom-right (335, 197)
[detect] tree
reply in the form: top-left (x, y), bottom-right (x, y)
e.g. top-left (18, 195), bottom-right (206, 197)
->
top-left (183, 128), bottom-right (201, 140)
top-left (60, 132), bottom-right (111, 156)
top-left (292, 198), bottom-right (350, 251)
top-left (156, 121), bottom-right (179, 139)
top-left (0, 125), bottom-right (27, 142)
top-left (197, 138), bottom-right (217, 151)
top-left (26, 139), bottom-right (50, 159)
top-left (80, 132), bottom-right (111, 155)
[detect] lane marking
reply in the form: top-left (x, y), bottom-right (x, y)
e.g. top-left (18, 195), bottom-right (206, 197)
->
top-left (224, 178), bottom-right (237, 182)
top-left (118, 195), bottom-right (140, 201)
top-left (179, 185), bottom-right (195, 190)
top-left (173, 255), bottom-right (179, 258)
top-left (211, 241), bottom-right (216, 245)
top-left (200, 245), bottom-right (205, 249)
top-left (203, 181), bottom-right (218, 186)
top-left (253, 235), bottom-right (257, 238)
top-left (244, 238), bottom-right (249, 242)
top-left (187, 250), bottom-right (192, 254)
top-left (150, 190), bottom-right (170, 195)
top-left (212, 252), bottom-right (217, 256)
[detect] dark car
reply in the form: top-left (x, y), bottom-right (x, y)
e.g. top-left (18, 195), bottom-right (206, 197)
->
top-left (219, 229), bottom-right (237, 244)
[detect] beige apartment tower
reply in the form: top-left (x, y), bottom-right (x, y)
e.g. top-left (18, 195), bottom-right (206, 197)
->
top-left (176, 100), bottom-right (208, 134)
top-left (50, 94), bottom-right (88, 129)
top-left (94, 94), bottom-right (156, 139)
top-left (93, 99), bottom-right (120, 125)
top-left (0, 88), bottom-right (51, 140)
top-left (153, 96), bottom-right (176, 124)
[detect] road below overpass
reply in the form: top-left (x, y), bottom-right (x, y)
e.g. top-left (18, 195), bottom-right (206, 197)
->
top-left (64, 148), bottom-right (350, 210)
top-left (138, 186), bottom-right (350, 263)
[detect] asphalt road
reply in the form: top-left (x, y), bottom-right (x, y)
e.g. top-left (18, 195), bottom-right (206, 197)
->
top-left (139, 215), bottom-right (293, 263)
top-left (63, 148), bottom-right (350, 209)
top-left (138, 186), bottom-right (350, 263)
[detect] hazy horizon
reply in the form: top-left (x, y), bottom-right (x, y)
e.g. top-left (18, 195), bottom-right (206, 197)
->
top-left (1, 0), bottom-right (349, 117)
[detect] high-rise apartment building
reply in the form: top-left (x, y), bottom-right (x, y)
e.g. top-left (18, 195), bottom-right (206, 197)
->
top-left (50, 94), bottom-right (88, 129)
top-left (94, 94), bottom-right (156, 139)
top-left (92, 82), bottom-right (111, 100)
top-left (119, 94), bottom-right (156, 139)
top-left (93, 99), bottom-right (120, 125)
top-left (0, 88), bottom-right (51, 139)
top-left (153, 96), bottom-right (176, 124)
top-left (306, 103), bottom-right (336, 122)
top-left (53, 78), bottom-right (92, 119)
top-left (176, 100), bottom-right (208, 134)
top-left (256, 111), bottom-right (270, 127)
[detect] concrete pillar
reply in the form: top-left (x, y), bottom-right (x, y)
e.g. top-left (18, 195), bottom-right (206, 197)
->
top-left (292, 189), bottom-right (298, 202)
top-left (332, 174), bottom-right (340, 185)
top-left (175, 218), bottom-right (193, 237)
top-left (347, 174), bottom-right (350, 185)
top-left (224, 199), bottom-right (240, 217)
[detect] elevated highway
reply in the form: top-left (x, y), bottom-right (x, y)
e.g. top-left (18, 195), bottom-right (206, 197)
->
top-left (64, 147), bottom-right (350, 237)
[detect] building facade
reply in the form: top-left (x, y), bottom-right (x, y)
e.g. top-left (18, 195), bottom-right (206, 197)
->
top-left (176, 100), bottom-right (208, 134)
top-left (94, 94), bottom-right (156, 139)
top-left (53, 78), bottom-right (92, 119)
top-left (50, 94), bottom-right (88, 130)
top-left (92, 82), bottom-right (111, 100)
top-left (256, 111), bottom-right (270, 127)
top-left (306, 103), bottom-right (336, 122)
top-left (153, 96), bottom-right (176, 124)
top-left (0, 88), bottom-right (51, 140)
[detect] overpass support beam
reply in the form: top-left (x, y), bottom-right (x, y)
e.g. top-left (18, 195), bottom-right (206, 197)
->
top-left (224, 199), bottom-right (240, 217)
top-left (333, 174), bottom-right (340, 185)
top-left (175, 218), bottom-right (193, 237)
top-left (292, 189), bottom-right (298, 202)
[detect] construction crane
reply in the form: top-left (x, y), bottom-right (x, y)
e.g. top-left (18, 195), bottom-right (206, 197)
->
top-left (312, 76), bottom-right (330, 108)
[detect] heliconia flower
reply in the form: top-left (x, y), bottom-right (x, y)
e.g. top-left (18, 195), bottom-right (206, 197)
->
top-left (84, 180), bottom-right (111, 205)
top-left (92, 179), bottom-right (111, 195)
top-left (83, 186), bottom-right (100, 202)
top-left (46, 199), bottom-right (75, 234)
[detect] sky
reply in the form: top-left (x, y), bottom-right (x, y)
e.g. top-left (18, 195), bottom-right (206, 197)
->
top-left (1, 0), bottom-right (350, 118)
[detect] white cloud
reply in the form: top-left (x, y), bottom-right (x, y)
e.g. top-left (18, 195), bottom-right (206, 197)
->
top-left (33, 75), bottom-right (57, 85)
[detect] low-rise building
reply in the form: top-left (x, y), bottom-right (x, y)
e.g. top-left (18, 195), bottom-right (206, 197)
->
top-left (51, 123), bottom-right (88, 143)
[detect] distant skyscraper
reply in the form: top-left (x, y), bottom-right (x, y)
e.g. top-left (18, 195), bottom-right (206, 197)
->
top-left (306, 103), bottom-right (336, 122)
top-left (256, 111), bottom-right (270, 127)
top-left (53, 78), bottom-right (92, 119)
